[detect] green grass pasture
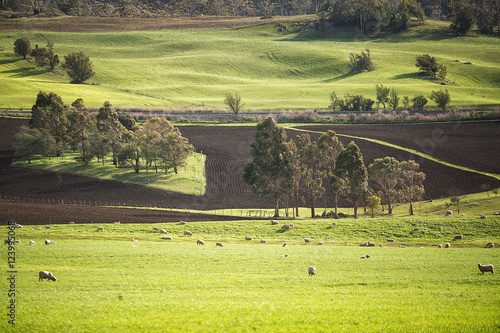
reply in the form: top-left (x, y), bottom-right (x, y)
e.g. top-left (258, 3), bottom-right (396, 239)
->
top-left (2, 221), bottom-right (500, 332)
top-left (1, 19), bottom-right (499, 110)
top-left (14, 151), bottom-right (205, 195)
top-left (15, 214), bottom-right (500, 246)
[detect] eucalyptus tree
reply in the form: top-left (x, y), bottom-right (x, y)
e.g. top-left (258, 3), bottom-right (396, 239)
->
top-left (293, 133), bottom-right (325, 218)
top-left (30, 91), bottom-right (69, 157)
top-left (243, 117), bottom-right (294, 217)
top-left (13, 126), bottom-right (55, 163)
top-left (161, 128), bottom-right (194, 174)
top-left (318, 130), bottom-right (344, 218)
top-left (118, 129), bottom-right (141, 173)
top-left (97, 101), bottom-right (125, 166)
top-left (399, 160), bottom-right (425, 215)
top-left (67, 98), bottom-right (95, 164)
top-left (287, 139), bottom-right (302, 217)
top-left (333, 141), bottom-right (368, 219)
top-left (368, 156), bottom-right (401, 214)
top-left (375, 84), bottom-right (390, 109)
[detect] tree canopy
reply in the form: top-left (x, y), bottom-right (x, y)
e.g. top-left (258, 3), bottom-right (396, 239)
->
top-left (62, 51), bottom-right (95, 83)
top-left (333, 141), bottom-right (368, 219)
top-left (13, 38), bottom-right (31, 59)
top-left (242, 117), bottom-right (294, 217)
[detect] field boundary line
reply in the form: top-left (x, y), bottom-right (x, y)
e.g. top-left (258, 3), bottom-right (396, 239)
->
top-left (289, 126), bottom-right (500, 181)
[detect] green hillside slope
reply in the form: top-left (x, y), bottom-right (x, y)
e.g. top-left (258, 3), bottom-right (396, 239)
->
top-left (1, 18), bottom-right (499, 110)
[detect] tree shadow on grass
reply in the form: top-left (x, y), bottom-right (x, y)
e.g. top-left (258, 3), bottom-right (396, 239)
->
top-left (320, 71), bottom-right (358, 83)
top-left (2, 66), bottom-right (47, 78)
top-left (0, 59), bottom-right (18, 66)
top-left (393, 72), bottom-right (420, 80)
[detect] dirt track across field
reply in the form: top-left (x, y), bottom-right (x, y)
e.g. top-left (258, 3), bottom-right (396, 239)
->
top-left (1, 118), bottom-right (499, 224)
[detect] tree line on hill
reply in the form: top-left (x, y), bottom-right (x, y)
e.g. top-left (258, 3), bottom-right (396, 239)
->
top-left (14, 91), bottom-right (194, 174)
top-left (2, 1), bottom-right (498, 36)
top-left (14, 38), bottom-right (94, 83)
top-left (243, 117), bottom-right (426, 218)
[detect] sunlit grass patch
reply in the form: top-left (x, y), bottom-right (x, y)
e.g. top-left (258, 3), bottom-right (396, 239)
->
top-left (5, 232), bottom-right (500, 332)
top-left (0, 18), bottom-right (499, 110)
top-left (14, 151), bottom-right (206, 195)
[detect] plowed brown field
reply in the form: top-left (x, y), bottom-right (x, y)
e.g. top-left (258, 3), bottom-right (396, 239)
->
top-left (1, 118), bottom-right (499, 224)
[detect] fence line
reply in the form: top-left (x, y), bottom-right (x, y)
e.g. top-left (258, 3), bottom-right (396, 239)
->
top-left (0, 194), bottom-right (250, 217)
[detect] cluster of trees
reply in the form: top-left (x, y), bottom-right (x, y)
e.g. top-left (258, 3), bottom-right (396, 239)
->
top-left (3, 0), bottom-right (498, 37)
top-left (375, 84), bottom-right (450, 111)
top-left (319, 0), bottom-right (425, 34)
top-left (330, 85), bottom-right (450, 112)
top-left (15, 91), bottom-right (194, 174)
top-left (13, 38), bottom-right (94, 83)
top-left (243, 117), bottom-right (425, 218)
top-left (449, 0), bottom-right (500, 35)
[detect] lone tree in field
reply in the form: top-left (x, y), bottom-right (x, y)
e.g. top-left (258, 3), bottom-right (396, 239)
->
top-left (62, 51), bottom-right (94, 83)
top-left (333, 141), bottom-right (368, 219)
top-left (243, 117), bottom-right (294, 217)
top-left (14, 38), bottom-right (31, 59)
top-left (224, 92), bottom-right (244, 115)
top-left (415, 54), bottom-right (438, 77)
top-left (349, 49), bottom-right (374, 72)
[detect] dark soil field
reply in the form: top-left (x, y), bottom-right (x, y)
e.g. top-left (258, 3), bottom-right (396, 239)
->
top-left (1, 118), bottom-right (499, 224)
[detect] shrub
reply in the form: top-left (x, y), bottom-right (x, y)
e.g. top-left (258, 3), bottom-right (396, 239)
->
top-left (339, 94), bottom-right (375, 111)
top-left (430, 90), bottom-right (451, 110)
top-left (349, 49), bottom-right (374, 72)
top-left (411, 95), bottom-right (428, 110)
top-left (30, 44), bottom-right (59, 70)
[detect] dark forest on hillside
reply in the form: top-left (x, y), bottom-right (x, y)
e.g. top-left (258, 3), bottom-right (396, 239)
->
top-left (2, 0), bottom-right (498, 36)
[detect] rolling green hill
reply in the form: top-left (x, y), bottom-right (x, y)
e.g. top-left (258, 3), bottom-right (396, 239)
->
top-left (0, 18), bottom-right (499, 110)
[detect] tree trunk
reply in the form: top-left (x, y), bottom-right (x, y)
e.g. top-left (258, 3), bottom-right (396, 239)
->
top-left (334, 194), bottom-right (339, 219)
top-left (134, 156), bottom-right (140, 173)
top-left (310, 189), bottom-right (315, 218)
top-left (353, 205), bottom-right (358, 219)
top-left (274, 198), bottom-right (280, 217)
top-left (294, 186), bottom-right (299, 217)
top-left (409, 201), bottom-right (414, 215)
